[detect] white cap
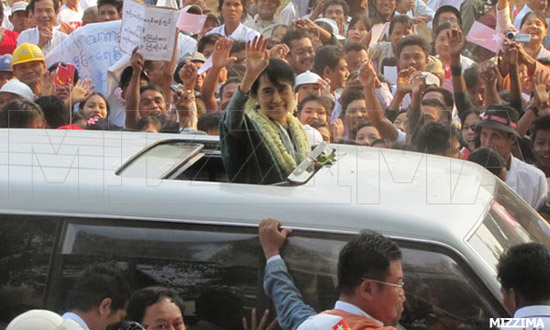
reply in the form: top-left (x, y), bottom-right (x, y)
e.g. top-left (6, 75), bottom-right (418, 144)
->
top-left (295, 70), bottom-right (322, 88)
top-left (10, 1), bottom-right (28, 14)
top-left (6, 310), bottom-right (63, 330)
top-left (314, 18), bottom-right (340, 35)
top-left (296, 314), bottom-right (350, 330)
top-left (0, 79), bottom-right (35, 101)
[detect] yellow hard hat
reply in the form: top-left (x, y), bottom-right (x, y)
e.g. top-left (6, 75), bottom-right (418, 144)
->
top-left (11, 43), bottom-right (45, 68)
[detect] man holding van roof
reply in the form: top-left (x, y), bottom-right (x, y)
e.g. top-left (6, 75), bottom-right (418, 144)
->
top-left (259, 218), bottom-right (405, 330)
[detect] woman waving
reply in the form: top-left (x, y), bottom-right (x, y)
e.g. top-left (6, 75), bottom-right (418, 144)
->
top-left (220, 36), bottom-right (311, 184)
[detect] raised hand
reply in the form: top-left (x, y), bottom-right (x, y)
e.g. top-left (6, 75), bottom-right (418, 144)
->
top-left (269, 44), bottom-right (290, 61)
top-left (178, 61), bottom-right (198, 91)
top-left (396, 67), bottom-right (415, 95)
top-left (531, 69), bottom-right (550, 112)
top-left (330, 119), bottom-right (344, 142)
top-left (479, 60), bottom-right (500, 88)
top-left (212, 38), bottom-right (237, 70)
top-left (446, 29), bottom-right (466, 62)
top-left (241, 36), bottom-right (270, 93)
top-left (410, 71), bottom-right (426, 96)
top-left (501, 39), bottom-right (519, 66)
top-left (130, 47), bottom-right (144, 73)
top-left (358, 61), bottom-right (378, 89)
top-left (38, 27), bottom-right (53, 48)
top-left (258, 218), bottom-right (292, 259)
top-left (242, 309), bottom-right (278, 330)
top-left (70, 78), bottom-right (95, 105)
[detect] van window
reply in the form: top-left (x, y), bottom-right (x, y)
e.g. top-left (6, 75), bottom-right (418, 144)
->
top-left (467, 181), bottom-right (550, 273)
top-left (0, 214), bottom-right (58, 325)
top-left (283, 233), bottom-right (502, 328)
top-left (46, 219), bottom-right (263, 326)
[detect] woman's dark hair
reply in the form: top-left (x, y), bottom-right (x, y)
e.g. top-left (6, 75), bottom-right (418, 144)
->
top-left (458, 108), bottom-right (481, 126)
top-left (126, 287), bottom-right (185, 324)
top-left (0, 100), bottom-right (44, 128)
top-left (520, 11), bottom-right (548, 30)
top-left (464, 64), bottom-right (480, 90)
top-left (218, 0), bottom-right (247, 22)
top-left (250, 59), bottom-right (295, 96)
top-left (433, 5), bottom-right (462, 29)
top-left (348, 14), bottom-right (372, 34)
top-left (389, 15), bottom-right (412, 36)
top-left (86, 117), bottom-right (121, 131)
top-left (78, 92), bottom-right (110, 117)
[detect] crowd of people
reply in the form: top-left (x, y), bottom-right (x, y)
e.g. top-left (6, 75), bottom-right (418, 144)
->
top-left (5, 219), bottom-right (550, 330)
top-left (0, 0), bottom-right (547, 204)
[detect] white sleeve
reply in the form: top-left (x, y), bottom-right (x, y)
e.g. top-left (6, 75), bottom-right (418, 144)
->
top-left (415, 0), bottom-right (435, 18)
top-left (535, 171), bottom-right (548, 210)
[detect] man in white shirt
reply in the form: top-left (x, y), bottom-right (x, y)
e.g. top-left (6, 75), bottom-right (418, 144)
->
top-left (62, 264), bottom-right (131, 330)
top-left (478, 105), bottom-right (548, 210)
top-left (497, 243), bottom-right (550, 329)
top-left (57, 0), bottom-right (83, 29)
top-left (17, 0), bottom-right (68, 55)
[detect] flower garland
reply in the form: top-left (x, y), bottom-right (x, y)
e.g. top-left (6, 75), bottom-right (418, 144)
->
top-left (245, 99), bottom-right (310, 177)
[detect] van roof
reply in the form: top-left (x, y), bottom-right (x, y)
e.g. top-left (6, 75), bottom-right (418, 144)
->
top-left (0, 129), bottom-right (496, 248)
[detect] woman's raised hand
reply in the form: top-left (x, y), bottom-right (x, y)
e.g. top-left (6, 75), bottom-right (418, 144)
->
top-left (241, 36), bottom-right (270, 93)
top-left (212, 38), bottom-right (237, 70)
top-left (246, 36), bottom-right (270, 80)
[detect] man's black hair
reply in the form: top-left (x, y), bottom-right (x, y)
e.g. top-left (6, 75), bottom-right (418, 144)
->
top-left (415, 121), bottom-right (460, 155)
top-left (127, 287), bottom-right (185, 324)
top-left (389, 15), bottom-right (413, 36)
top-left (28, 0), bottom-right (59, 13)
top-left (468, 147), bottom-right (507, 176)
top-left (250, 59), bottom-right (295, 96)
top-left (230, 41), bottom-right (246, 54)
top-left (424, 86), bottom-right (454, 110)
top-left (421, 98), bottom-right (451, 122)
top-left (140, 84), bottom-right (165, 99)
top-left (197, 34), bottom-right (222, 53)
top-left (433, 5), bottom-right (462, 29)
top-left (396, 35), bottom-right (430, 59)
top-left (219, 77), bottom-right (241, 99)
top-left (281, 29), bottom-right (312, 49)
top-left (0, 100), bottom-right (44, 128)
top-left (497, 243), bottom-right (550, 303)
top-left (338, 230), bottom-right (402, 296)
top-left (65, 264), bottom-right (131, 312)
top-left (197, 111), bottom-right (223, 132)
top-left (344, 42), bottom-right (368, 54)
top-left (297, 94), bottom-right (334, 115)
top-left (532, 114), bottom-right (550, 142)
top-left (464, 64), bottom-right (480, 90)
top-left (35, 95), bottom-right (69, 128)
top-left (97, 0), bottom-right (122, 12)
top-left (323, 0), bottom-right (350, 16)
top-left (340, 89), bottom-right (365, 115)
top-left (313, 45), bottom-right (345, 76)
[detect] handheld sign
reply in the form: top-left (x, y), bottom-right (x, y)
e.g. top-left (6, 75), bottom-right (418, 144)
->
top-left (119, 0), bottom-right (179, 61)
top-left (177, 11), bottom-right (207, 34)
top-left (53, 63), bottom-right (76, 87)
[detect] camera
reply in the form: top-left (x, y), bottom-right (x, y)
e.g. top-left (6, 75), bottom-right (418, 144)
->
top-left (505, 31), bottom-right (531, 43)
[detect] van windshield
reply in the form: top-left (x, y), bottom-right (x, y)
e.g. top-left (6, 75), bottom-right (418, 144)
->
top-left (466, 181), bottom-right (550, 274)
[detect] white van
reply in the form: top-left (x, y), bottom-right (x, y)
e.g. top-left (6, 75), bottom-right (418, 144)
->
top-left (1, 129), bottom-right (549, 329)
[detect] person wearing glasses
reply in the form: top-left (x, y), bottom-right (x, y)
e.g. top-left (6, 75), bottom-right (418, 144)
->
top-left (259, 218), bottom-right (405, 330)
